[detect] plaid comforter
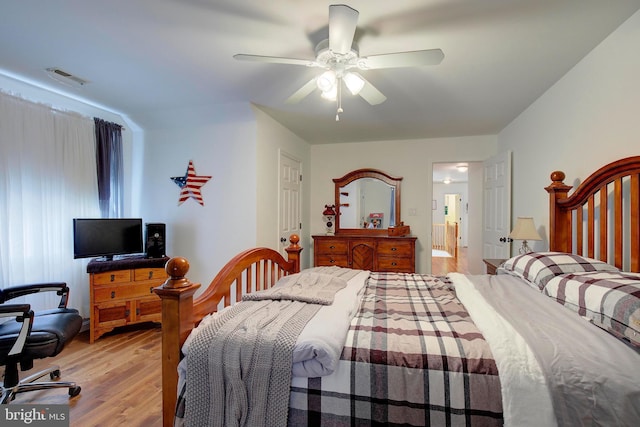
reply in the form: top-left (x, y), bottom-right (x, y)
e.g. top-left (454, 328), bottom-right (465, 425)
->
top-left (288, 272), bottom-right (502, 426)
top-left (176, 272), bottom-right (502, 426)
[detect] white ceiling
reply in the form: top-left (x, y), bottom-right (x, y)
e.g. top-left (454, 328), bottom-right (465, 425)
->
top-left (2, 1), bottom-right (639, 144)
top-left (433, 162), bottom-right (468, 184)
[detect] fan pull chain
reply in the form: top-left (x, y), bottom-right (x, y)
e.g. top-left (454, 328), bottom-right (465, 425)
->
top-left (336, 78), bottom-right (343, 121)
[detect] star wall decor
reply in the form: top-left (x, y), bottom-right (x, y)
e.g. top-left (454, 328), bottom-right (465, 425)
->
top-left (171, 160), bottom-right (212, 206)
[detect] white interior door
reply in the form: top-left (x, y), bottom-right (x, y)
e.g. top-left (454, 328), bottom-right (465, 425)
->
top-left (279, 151), bottom-right (302, 257)
top-left (483, 151), bottom-right (512, 259)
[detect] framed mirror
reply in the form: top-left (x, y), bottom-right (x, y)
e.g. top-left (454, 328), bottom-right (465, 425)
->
top-left (333, 169), bottom-right (402, 235)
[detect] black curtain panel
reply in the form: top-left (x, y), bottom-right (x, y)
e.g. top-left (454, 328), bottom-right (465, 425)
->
top-left (94, 118), bottom-right (123, 218)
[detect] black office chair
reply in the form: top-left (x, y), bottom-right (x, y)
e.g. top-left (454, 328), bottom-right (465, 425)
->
top-left (0, 282), bottom-right (82, 403)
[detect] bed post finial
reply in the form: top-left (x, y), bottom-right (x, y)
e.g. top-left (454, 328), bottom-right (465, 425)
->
top-left (154, 257), bottom-right (201, 427)
top-left (285, 234), bottom-right (303, 273)
top-left (549, 171), bottom-right (566, 185)
top-left (545, 170), bottom-right (573, 252)
top-left (161, 256), bottom-right (192, 288)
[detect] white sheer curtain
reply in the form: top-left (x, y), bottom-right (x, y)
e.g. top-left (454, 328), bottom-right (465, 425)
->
top-left (0, 92), bottom-right (100, 317)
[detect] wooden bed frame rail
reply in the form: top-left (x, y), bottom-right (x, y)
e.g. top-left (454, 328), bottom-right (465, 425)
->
top-left (546, 156), bottom-right (640, 272)
top-left (153, 235), bottom-right (303, 427)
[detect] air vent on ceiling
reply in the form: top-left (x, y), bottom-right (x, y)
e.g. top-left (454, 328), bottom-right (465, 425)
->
top-left (45, 67), bottom-right (89, 88)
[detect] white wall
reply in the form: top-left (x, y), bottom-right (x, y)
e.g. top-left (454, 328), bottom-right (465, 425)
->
top-left (254, 106), bottom-right (311, 268)
top-left (138, 105), bottom-right (311, 290)
top-left (498, 10), bottom-right (640, 255)
top-left (467, 162), bottom-right (485, 273)
top-left (140, 103), bottom-right (258, 290)
top-left (310, 136), bottom-right (497, 273)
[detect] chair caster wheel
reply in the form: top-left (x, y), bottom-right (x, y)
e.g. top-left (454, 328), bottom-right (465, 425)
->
top-left (69, 386), bottom-right (81, 397)
top-left (50, 369), bottom-right (61, 379)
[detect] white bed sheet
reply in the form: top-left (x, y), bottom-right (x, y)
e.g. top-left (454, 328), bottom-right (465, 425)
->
top-left (450, 273), bottom-right (557, 427)
top-left (181, 269), bottom-right (370, 378)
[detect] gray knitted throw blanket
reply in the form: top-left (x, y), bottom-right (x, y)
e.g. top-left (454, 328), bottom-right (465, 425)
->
top-left (243, 267), bottom-right (358, 305)
top-left (185, 270), bottom-right (350, 427)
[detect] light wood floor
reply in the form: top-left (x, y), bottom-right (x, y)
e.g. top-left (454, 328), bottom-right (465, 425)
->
top-left (431, 246), bottom-right (469, 275)
top-left (10, 322), bottom-right (162, 427)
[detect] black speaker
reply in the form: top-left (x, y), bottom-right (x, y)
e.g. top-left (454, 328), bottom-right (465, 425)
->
top-left (145, 223), bottom-right (166, 258)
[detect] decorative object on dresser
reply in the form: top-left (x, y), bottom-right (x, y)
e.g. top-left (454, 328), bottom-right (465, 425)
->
top-left (87, 255), bottom-right (169, 343)
top-left (387, 222), bottom-right (411, 236)
top-left (508, 216), bottom-right (542, 254)
top-left (322, 204), bottom-right (336, 235)
top-left (313, 234), bottom-right (416, 272)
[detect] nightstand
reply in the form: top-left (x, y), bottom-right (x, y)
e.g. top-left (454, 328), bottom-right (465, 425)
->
top-left (483, 258), bottom-right (507, 275)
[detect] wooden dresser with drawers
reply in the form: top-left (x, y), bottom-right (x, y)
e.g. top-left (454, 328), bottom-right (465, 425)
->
top-left (312, 234), bottom-right (417, 273)
top-left (87, 256), bottom-right (169, 343)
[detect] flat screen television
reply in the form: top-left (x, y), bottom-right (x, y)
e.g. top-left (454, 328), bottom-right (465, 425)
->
top-left (73, 218), bottom-right (144, 260)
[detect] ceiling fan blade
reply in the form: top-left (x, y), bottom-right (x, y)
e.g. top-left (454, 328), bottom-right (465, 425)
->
top-left (329, 4), bottom-right (359, 55)
top-left (285, 78), bottom-right (317, 104)
top-left (360, 49), bottom-right (444, 69)
top-left (234, 54), bottom-right (317, 67)
top-left (355, 74), bottom-right (386, 105)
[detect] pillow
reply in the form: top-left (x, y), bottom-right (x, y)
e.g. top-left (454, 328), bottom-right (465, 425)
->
top-left (499, 252), bottom-right (619, 290)
top-left (543, 271), bottom-right (640, 346)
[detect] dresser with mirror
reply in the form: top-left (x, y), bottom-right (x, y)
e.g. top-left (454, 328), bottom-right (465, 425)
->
top-left (312, 168), bottom-right (417, 273)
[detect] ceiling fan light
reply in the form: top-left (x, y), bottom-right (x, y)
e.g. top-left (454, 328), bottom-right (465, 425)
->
top-left (321, 85), bottom-right (337, 101)
top-left (343, 72), bottom-right (364, 95)
top-left (316, 70), bottom-right (336, 92)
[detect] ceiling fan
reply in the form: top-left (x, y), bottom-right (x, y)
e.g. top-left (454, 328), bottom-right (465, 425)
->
top-left (234, 4), bottom-right (444, 120)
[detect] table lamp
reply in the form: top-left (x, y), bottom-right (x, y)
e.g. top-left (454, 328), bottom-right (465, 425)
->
top-left (509, 217), bottom-right (542, 254)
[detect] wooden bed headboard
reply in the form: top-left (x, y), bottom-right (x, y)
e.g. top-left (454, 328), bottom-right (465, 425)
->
top-left (546, 155), bottom-right (640, 272)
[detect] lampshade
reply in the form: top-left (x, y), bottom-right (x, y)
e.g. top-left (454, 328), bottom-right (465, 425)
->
top-left (343, 72), bottom-right (365, 95)
top-left (509, 217), bottom-right (542, 241)
top-left (316, 70), bottom-right (336, 92)
top-left (321, 85), bottom-right (337, 101)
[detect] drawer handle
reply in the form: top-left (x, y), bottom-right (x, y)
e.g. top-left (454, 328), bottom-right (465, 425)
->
top-left (329, 245), bottom-right (336, 249)
top-left (136, 308), bottom-right (140, 315)
top-left (110, 274), bottom-right (115, 282)
top-left (125, 309), bottom-right (130, 317)
top-left (110, 291), bottom-right (116, 299)
top-left (391, 247), bottom-right (397, 251)
top-left (330, 259), bottom-right (336, 264)
top-left (391, 262), bottom-right (397, 266)
top-left (150, 286), bottom-right (154, 294)
top-left (148, 271), bottom-right (153, 279)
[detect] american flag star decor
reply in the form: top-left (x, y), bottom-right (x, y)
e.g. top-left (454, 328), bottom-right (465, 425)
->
top-left (171, 160), bottom-right (212, 206)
